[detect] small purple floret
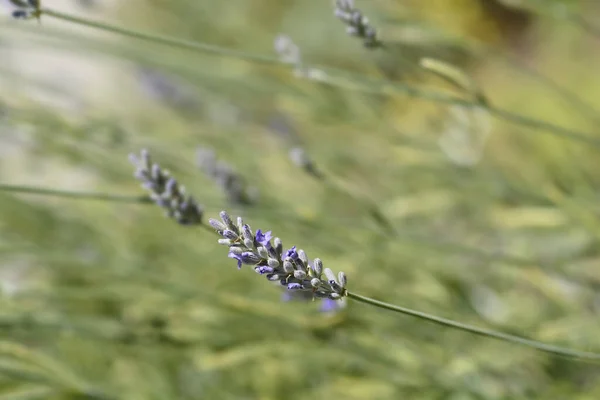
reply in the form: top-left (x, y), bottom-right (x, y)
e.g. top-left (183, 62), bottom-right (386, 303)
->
top-left (255, 229), bottom-right (273, 247)
top-left (228, 251), bottom-right (243, 269)
top-left (285, 246), bottom-right (298, 260)
top-left (287, 283), bottom-right (303, 290)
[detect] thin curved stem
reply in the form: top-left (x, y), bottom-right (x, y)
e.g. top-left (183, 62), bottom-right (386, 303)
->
top-left (38, 8), bottom-right (600, 148)
top-left (0, 183), bottom-right (569, 270)
top-left (391, 17), bottom-right (600, 124)
top-left (568, 14), bottom-right (600, 39)
top-left (0, 184), bottom-right (216, 233)
top-left (0, 184), bottom-right (152, 203)
top-left (347, 291), bottom-right (600, 363)
top-left (40, 8), bottom-right (284, 67)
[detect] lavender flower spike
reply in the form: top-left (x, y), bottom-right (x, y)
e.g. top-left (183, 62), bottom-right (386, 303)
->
top-left (129, 149), bottom-right (203, 225)
top-left (333, 0), bottom-right (381, 48)
top-left (211, 210), bottom-right (348, 303)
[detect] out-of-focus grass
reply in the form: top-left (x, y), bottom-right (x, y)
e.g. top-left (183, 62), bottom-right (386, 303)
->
top-left (0, 0), bottom-right (600, 399)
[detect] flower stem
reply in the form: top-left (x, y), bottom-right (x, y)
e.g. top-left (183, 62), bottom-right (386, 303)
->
top-left (38, 8), bottom-right (600, 148)
top-left (40, 8), bottom-right (284, 67)
top-left (0, 184), bottom-right (152, 203)
top-left (0, 184), bottom-right (216, 233)
top-left (346, 291), bottom-right (600, 363)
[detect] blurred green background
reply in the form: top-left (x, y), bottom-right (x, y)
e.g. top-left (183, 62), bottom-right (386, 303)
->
top-left (1, 0), bottom-right (600, 398)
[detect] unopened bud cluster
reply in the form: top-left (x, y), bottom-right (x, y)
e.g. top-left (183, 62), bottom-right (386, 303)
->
top-left (210, 211), bottom-right (348, 301)
top-left (129, 149), bottom-right (203, 225)
top-left (333, 0), bottom-right (380, 48)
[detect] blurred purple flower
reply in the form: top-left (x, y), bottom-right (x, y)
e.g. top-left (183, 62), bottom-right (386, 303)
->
top-left (281, 289), bottom-right (346, 314)
top-left (320, 298), bottom-right (342, 313)
top-left (281, 290), bottom-right (313, 303)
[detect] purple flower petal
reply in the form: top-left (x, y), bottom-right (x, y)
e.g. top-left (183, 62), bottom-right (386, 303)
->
top-left (255, 229), bottom-right (273, 247)
top-left (284, 246), bottom-right (298, 260)
top-left (228, 251), bottom-right (242, 269)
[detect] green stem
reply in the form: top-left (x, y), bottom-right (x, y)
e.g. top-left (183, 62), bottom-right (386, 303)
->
top-left (0, 184), bottom-right (216, 233)
top-left (40, 8), bottom-right (283, 67)
top-left (347, 291), bottom-right (600, 363)
top-left (38, 8), bottom-right (600, 148)
top-left (0, 184), bottom-right (152, 203)
top-left (403, 18), bottom-right (600, 124)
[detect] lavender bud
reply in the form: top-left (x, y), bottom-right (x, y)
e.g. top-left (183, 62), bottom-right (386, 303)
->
top-left (267, 244), bottom-right (278, 259)
top-left (150, 164), bottom-right (162, 181)
top-left (128, 152), bottom-right (139, 165)
top-left (311, 278), bottom-right (321, 288)
top-left (255, 266), bottom-right (274, 275)
top-left (365, 27), bottom-right (376, 38)
top-left (334, 9), bottom-right (348, 20)
top-left (222, 230), bottom-right (239, 241)
top-left (346, 26), bottom-right (359, 36)
top-left (140, 149), bottom-right (150, 166)
top-left (267, 258), bottom-right (280, 268)
top-left (257, 246), bottom-right (269, 259)
top-left (293, 270), bottom-right (307, 280)
top-left (267, 274), bottom-right (281, 281)
top-left (218, 239), bottom-right (232, 245)
top-left (324, 268), bottom-right (342, 292)
top-left (338, 271), bottom-right (347, 289)
top-left (165, 177), bottom-right (177, 194)
top-left (287, 283), bottom-right (303, 290)
top-left (209, 218), bottom-right (227, 232)
top-left (228, 246), bottom-right (244, 256)
top-left (242, 224), bottom-right (253, 242)
top-left (314, 290), bottom-right (329, 298)
top-left (312, 258), bottom-right (323, 277)
top-left (237, 217), bottom-right (244, 231)
top-left (219, 211), bottom-right (236, 232)
top-left (243, 238), bottom-right (254, 249)
top-left (274, 238), bottom-right (283, 256)
top-left (283, 260), bottom-right (294, 274)
top-left (298, 249), bottom-right (308, 266)
top-left (240, 252), bottom-right (261, 265)
top-left (329, 293), bottom-right (342, 300)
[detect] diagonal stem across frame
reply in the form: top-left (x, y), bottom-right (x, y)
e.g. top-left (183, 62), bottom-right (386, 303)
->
top-left (2, 180), bottom-right (599, 362)
top-left (347, 291), bottom-right (600, 363)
